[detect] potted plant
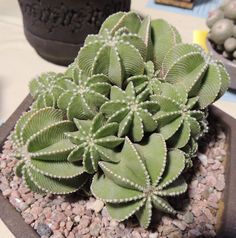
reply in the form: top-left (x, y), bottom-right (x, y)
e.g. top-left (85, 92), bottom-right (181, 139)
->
top-left (17, 0), bottom-right (131, 66)
top-left (0, 11), bottom-right (234, 238)
top-left (206, 0), bottom-right (236, 90)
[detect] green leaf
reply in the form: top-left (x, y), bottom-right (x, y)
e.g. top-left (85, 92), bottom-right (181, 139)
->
top-left (159, 116), bottom-right (183, 140)
top-left (118, 112), bottom-right (133, 137)
top-left (28, 167), bottom-right (87, 194)
top-left (164, 53), bottom-right (207, 92)
top-left (95, 136), bottom-right (124, 149)
top-left (138, 109), bottom-right (157, 132)
top-left (138, 16), bottom-right (153, 60)
top-left (91, 173), bottom-right (143, 203)
top-left (22, 108), bottom-right (64, 143)
top-left (57, 91), bottom-right (74, 111)
top-left (99, 138), bottom-right (148, 190)
top-left (152, 195), bottom-right (176, 214)
top-left (23, 166), bottom-right (45, 194)
top-left (156, 177), bottom-right (187, 196)
top-left (151, 19), bottom-right (182, 69)
top-left (111, 12), bottom-right (141, 34)
top-left (136, 198), bottom-right (152, 228)
top-left (68, 145), bottom-right (85, 162)
top-left (157, 149), bottom-right (185, 189)
top-left (30, 159), bottom-right (84, 178)
top-left (27, 122), bottom-right (76, 152)
top-left (99, 12), bottom-right (125, 34)
top-left (117, 42), bottom-right (144, 77)
top-left (108, 47), bottom-right (123, 87)
top-left (198, 64), bottom-right (221, 109)
top-left (217, 63), bottom-right (230, 99)
top-left (121, 34), bottom-right (147, 60)
top-left (94, 123), bottom-right (119, 138)
top-left (83, 149), bottom-right (95, 174)
top-left (131, 112), bottom-right (144, 142)
top-left (101, 101), bottom-right (127, 116)
top-left (135, 134), bottom-right (167, 186)
top-left (161, 44), bottom-right (200, 76)
top-left (78, 42), bottom-right (104, 75)
top-left (107, 199), bottom-right (145, 222)
top-left (168, 119), bottom-right (191, 148)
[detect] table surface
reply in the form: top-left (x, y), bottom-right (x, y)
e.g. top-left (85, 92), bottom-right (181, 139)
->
top-left (0, 0), bottom-right (235, 237)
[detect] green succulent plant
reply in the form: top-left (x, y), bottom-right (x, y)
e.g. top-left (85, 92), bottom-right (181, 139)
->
top-left (99, 12), bottom-right (153, 60)
top-left (101, 82), bottom-right (159, 142)
top-left (127, 61), bottom-right (161, 94)
top-left (12, 108), bottom-right (87, 194)
top-left (65, 113), bottom-right (124, 174)
top-left (151, 82), bottom-right (205, 148)
top-left (29, 72), bottom-right (64, 109)
top-left (92, 134), bottom-right (187, 228)
top-left (57, 68), bottom-right (111, 120)
top-left (159, 43), bottom-right (230, 108)
top-left (11, 11), bottom-right (230, 229)
top-left (77, 27), bottom-right (145, 88)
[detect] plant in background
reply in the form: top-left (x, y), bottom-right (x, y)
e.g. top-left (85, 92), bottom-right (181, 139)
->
top-left (207, 0), bottom-right (236, 61)
top-left (12, 11), bottom-right (230, 228)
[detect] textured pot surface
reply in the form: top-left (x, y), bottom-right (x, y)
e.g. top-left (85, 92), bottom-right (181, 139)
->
top-left (18, 0), bottom-right (131, 65)
top-left (207, 40), bottom-right (236, 90)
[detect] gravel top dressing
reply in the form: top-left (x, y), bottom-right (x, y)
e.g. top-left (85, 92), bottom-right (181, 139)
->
top-left (0, 123), bottom-right (227, 238)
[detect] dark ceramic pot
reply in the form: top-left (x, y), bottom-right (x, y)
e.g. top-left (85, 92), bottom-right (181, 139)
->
top-left (207, 40), bottom-right (236, 90)
top-left (18, 0), bottom-right (131, 66)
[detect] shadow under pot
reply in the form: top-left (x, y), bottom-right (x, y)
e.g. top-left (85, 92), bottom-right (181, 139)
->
top-left (17, 0), bottom-right (131, 66)
top-left (207, 39), bottom-right (236, 90)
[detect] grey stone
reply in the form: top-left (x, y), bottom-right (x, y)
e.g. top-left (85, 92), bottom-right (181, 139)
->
top-left (36, 223), bottom-right (52, 237)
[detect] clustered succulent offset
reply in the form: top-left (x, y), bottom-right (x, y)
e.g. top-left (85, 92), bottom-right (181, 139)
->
top-left (12, 11), bottom-right (230, 228)
top-left (207, 0), bottom-right (236, 61)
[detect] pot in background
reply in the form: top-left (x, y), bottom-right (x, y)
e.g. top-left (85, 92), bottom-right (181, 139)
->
top-left (207, 40), bottom-right (236, 90)
top-left (18, 0), bottom-right (131, 66)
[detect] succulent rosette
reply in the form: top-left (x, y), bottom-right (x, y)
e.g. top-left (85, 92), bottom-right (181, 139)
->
top-left (159, 43), bottom-right (230, 108)
top-left (65, 113), bottom-right (124, 174)
top-left (12, 108), bottom-right (87, 194)
top-left (101, 82), bottom-right (159, 142)
top-left (57, 68), bottom-right (111, 120)
top-left (91, 134), bottom-right (187, 228)
top-left (152, 82), bottom-right (205, 148)
top-left (29, 72), bottom-right (65, 109)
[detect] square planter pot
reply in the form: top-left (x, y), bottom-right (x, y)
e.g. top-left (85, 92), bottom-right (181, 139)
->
top-left (0, 95), bottom-right (236, 238)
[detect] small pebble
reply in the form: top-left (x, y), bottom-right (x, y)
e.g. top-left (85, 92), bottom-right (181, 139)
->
top-left (36, 223), bottom-right (52, 237)
top-left (149, 232), bottom-right (158, 238)
top-left (183, 211), bottom-right (194, 224)
top-left (198, 153), bottom-right (208, 167)
top-left (86, 199), bottom-right (104, 213)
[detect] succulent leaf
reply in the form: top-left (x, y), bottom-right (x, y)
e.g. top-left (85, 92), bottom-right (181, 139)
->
top-left (151, 19), bottom-right (182, 70)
